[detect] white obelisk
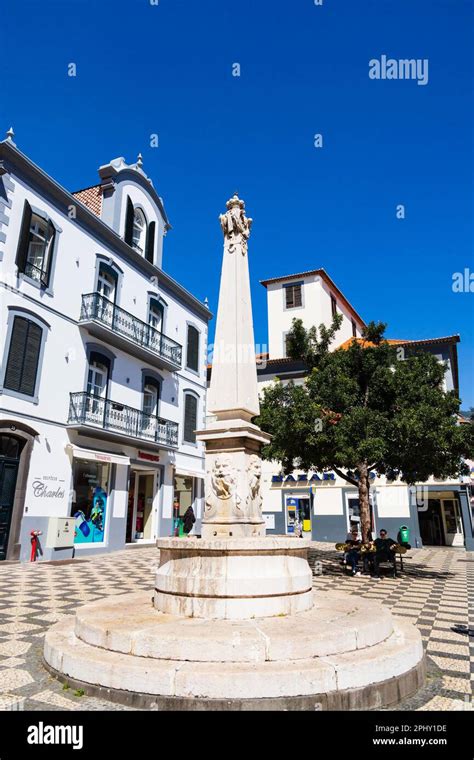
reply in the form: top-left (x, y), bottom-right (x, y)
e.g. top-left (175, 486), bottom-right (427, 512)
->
top-left (196, 194), bottom-right (271, 539)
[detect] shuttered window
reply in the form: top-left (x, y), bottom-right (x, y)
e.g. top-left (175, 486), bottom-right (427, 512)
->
top-left (124, 196), bottom-right (135, 246)
top-left (183, 393), bottom-right (198, 444)
top-left (3, 317), bottom-right (43, 397)
top-left (285, 283), bottom-right (302, 309)
top-left (186, 325), bottom-right (199, 372)
top-left (16, 201), bottom-right (56, 288)
top-left (145, 221), bottom-right (156, 263)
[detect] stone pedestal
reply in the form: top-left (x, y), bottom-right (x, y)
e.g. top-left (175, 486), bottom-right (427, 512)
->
top-left (197, 418), bottom-right (270, 539)
top-left (154, 537), bottom-right (313, 619)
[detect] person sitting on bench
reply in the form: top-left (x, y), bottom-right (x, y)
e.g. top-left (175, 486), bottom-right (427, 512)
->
top-left (373, 529), bottom-right (398, 579)
top-left (345, 527), bottom-right (362, 576)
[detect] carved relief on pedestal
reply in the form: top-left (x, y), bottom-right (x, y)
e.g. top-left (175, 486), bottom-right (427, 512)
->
top-left (246, 454), bottom-right (263, 520)
top-left (219, 194), bottom-right (253, 256)
top-left (205, 455), bottom-right (242, 520)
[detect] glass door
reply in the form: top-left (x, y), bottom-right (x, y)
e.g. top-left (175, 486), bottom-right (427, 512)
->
top-left (441, 498), bottom-right (464, 547)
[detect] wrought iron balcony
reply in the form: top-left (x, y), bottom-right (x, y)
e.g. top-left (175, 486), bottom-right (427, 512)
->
top-left (68, 392), bottom-right (179, 449)
top-left (79, 293), bottom-right (182, 370)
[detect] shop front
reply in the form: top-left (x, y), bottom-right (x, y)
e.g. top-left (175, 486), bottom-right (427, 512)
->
top-left (285, 495), bottom-right (311, 535)
top-left (67, 444), bottom-right (131, 554)
top-left (126, 467), bottom-right (160, 544)
top-left (172, 469), bottom-right (204, 536)
top-left (417, 490), bottom-right (465, 547)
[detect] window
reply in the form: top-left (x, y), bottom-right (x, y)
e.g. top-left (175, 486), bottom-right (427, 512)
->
top-left (132, 208), bottom-right (147, 255)
top-left (148, 299), bottom-right (164, 332)
top-left (143, 384), bottom-right (158, 417)
top-left (3, 317), bottom-right (42, 397)
top-left (145, 222), bottom-right (156, 264)
top-left (87, 359), bottom-right (107, 398)
top-left (186, 325), bottom-right (200, 372)
top-left (351, 319), bottom-right (357, 338)
top-left (0, 435), bottom-right (25, 460)
top-left (285, 283), bottom-right (302, 309)
top-left (183, 392), bottom-right (198, 444)
top-left (85, 353), bottom-right (110, 419)
top-left (331, 295), bottom-right (338, 318)
top-left (141, 376), bottom-right (161, 439)
top-left (16, 201), bottom-right (56, 288)
top-left (124, 196), bottom-right (155, 261)
top-left (71, 459), bottom-right (110, 545)
top-left (97, 265), bottom-right (117, 302)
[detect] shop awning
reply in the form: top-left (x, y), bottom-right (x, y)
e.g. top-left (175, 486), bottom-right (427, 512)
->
top-left (175, 467), bottom-right (205, 480)
top-left (65, 443), bottom-right (130, 466)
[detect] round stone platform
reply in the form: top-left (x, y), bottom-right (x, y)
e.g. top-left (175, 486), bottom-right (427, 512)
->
top-left (43, 590), bottom-right (425, 710)
top-left (155, 537), bottom-right (313, 619)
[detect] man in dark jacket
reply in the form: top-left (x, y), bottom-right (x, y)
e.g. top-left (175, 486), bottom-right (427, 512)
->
top-left (373, 528), bottom-right (398, 579)
top-left (183, 505), bottom-right (196, 536)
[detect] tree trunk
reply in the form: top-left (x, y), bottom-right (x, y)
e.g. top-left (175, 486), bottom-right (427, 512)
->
top-left (358, 462), bottom-right (371, 543)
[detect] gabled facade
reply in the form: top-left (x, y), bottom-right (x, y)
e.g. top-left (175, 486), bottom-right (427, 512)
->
top-left (0, 133), bottom-right (211, 561)
top-left (261, 268), bottom-right (366, 360)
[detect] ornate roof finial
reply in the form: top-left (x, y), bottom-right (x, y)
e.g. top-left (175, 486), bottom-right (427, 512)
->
top-left (6, 126), bottom-right (15, 143)
top-left (204, 297), bottom-right (209, 309)
top-left (137, 152), bottom-right (143, 168)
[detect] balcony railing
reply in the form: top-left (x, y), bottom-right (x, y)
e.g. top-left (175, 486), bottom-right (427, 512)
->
top-left (68, 392), bottom-right (179, 448)
top-left (80, 293), bottom-right (182, 368)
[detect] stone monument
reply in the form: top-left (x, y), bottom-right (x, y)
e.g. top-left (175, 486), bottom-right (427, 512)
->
top-left (43, 195), bottom-right (425, 710)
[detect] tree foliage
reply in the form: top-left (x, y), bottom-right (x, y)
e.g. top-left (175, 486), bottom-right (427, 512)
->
top-left (258, 319), bottom-right (474, 541)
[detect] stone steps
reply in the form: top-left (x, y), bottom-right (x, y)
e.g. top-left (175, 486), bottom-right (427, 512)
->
top-left (73, 590), bottom-right (394, 663)
top-left (44, 600), bottom-right (423, 702)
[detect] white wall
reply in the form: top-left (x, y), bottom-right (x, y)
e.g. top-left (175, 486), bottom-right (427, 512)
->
top-left (266, 274), bottom-right (364, 360)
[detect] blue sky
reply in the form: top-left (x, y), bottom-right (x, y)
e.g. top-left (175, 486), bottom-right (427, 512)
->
top-left (3, 0), bottom-right (473, 405)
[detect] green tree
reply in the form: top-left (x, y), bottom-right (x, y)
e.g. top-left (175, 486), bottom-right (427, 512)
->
top-left (258, 319), bottom-right (474, 542)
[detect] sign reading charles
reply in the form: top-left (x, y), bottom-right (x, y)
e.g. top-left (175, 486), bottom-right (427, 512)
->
top-left (31, 476), bottom-right (66, 500)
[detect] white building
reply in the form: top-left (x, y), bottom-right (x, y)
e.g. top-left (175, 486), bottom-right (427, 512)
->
top-left (256, 269), bottom-right (473, 550)
top-left (0, 132), bottom-right (211, 562)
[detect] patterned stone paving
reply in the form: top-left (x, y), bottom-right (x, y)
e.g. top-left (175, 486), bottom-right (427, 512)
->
top-left (309, 543), bottom-right (474, 711)
top-left (0, 544), bottom-right (472, 711)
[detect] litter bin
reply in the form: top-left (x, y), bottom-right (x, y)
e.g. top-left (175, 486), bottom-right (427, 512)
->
top-left (399, 525), bottom-right (410, 545)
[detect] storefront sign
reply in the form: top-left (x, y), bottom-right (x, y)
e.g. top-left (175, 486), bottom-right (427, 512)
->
top-left (94, 453), bottom-right (113, 463)
top-left (138, 451), bottom-right (160, 463)
top-left (271, 471), bottom-right (376, 486)
top-left (31, 477), bottom-right (66, 500)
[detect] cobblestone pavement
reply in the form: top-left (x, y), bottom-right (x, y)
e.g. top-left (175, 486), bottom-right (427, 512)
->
top-left (310, 543), bottom-right (474, 711)
top-left (0, 544), bottom-right (472, 711)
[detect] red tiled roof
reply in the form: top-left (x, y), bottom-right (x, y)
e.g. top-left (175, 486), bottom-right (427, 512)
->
top-left (338, 335), bottom-right (460, 351)
top-left (71, 184), bottom-right (102, 217)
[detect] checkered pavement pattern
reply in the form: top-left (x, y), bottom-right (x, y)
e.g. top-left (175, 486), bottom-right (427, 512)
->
top-left (0, 544), bottom-right (472, 711)
top-left (310, 543), bottom-right (474, 711)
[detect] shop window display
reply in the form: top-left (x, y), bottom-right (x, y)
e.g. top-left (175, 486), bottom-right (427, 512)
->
top-left (72, 460), bottom-right (110, 544)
